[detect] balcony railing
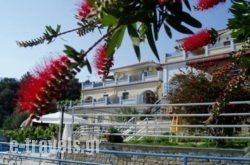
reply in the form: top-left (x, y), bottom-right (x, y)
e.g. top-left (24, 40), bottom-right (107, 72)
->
top-left (79, 95), bottom-right (144, 107)
top-left (82, 73), bottom-right (162, 90)
top-left (166, 39), bottom-right (241, 61)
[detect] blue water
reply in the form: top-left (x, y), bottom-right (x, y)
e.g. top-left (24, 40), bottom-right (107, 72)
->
top-left (0, 144), bottom-right (9, 152)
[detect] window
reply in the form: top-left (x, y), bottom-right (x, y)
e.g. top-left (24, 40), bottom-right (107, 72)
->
top-left (103, 94), bottom-right (109, 98)
top-left (122, 92), bottom-right (129, 99)
top-left (223, 40), bottom-right (230, 46)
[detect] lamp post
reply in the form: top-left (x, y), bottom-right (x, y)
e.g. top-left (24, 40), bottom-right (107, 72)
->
top-left (57, 103), bottom-right (65, 165)
top-left (70, 101), bottom-right (75, 141)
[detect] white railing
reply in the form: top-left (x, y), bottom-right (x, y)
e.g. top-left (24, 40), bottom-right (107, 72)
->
top-left (166, 39), bottom-right (240, 61)
top-left (81, 73), bottom-right (162, 90)
top-left (80, 95), bottom-right (143, 107)
top-left (75, 100), bottom-right (250, 109)
top-left (72, 101), bottom-right (250, 141)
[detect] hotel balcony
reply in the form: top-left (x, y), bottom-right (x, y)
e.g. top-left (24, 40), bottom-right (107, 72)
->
top-left (78, 95), bottom-right (145, 107)
top-left (165, 35), bottom-right (242, 63)
top-left (81, 72), bottom-right (163, 90)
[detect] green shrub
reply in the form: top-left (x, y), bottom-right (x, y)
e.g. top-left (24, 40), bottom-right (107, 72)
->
top-left (106, 127), bottom-right (123, 143)
top-left (3, 125), bottom-right (56, 142)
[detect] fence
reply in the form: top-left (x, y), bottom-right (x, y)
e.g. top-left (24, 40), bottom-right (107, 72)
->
top-left (1, 142), bottom-right (250, 165)
top-left (73, 101), bottom-right (250, 143)
top-left (0, 101), bottom-right (250, 164)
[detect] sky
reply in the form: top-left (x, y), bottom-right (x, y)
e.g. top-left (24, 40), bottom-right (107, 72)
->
top-left (0, 0), bottom-right (233, 82)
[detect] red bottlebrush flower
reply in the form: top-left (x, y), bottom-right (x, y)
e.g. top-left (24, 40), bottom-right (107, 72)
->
top-left (158, 0), bottom-right (167, 5)
top-left (158, 0), bottom-right (181, 6)
top-left (78, 0), bottom-right (92, 19)
top-left (94, 45), bottom-right (114, 79)
top-left (181, 28), bottom-right (218, 52)
top-left (17, 55), bottom-right (74, 113)
top-left (196, 0), bottom-right (225, 11)
top-left (17, 76), bottom-right (40, 112)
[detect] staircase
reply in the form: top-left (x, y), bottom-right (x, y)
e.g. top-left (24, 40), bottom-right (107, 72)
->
top-left (123, 119), bottom-right (171, 142)
top-left (73, 98), bottom-right (172, 141)
top-left (150, 99), bottom-right (162, 114)
top-left (122, 99), bottom-right (172, 142)
top-left (73, 125), bottom-right (101, 140)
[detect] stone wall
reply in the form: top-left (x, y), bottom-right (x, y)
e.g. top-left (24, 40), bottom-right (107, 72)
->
top-left (64, 142), bottom-right (249, 165)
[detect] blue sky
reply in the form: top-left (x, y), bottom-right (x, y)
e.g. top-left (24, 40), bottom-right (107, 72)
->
top-left (0, 0), bottom-right (232, 82)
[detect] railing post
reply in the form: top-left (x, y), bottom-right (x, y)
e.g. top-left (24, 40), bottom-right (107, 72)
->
top-left (230, 40), bottom-right (235, 51)
top-left (183, 51), bottom-right (188, 59)
top-left (105, 97), bottom-right (108, 105)
top-left (120, 96), bottom-right (123, 105)
top-left (142, 72), bottom-right (145, 81)
top-left (205, 45), bottom-right (208, 56)
top-left (81, 82), bottom-right (84, 90)
top-left (134, 117), bottom-right (137, 138)
top-left (157, 70), bottom-right (163, 81)
top-left (136, 95), bottom-right (140, 104)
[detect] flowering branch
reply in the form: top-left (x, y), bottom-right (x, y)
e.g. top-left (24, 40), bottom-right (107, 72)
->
top-left (204, 38), bottom-right (250, 124)
top-left (17, 55), bottom-right (81, 114)
top-left (181, 28), bottom-right (218, 52)
top-left (15, 0), bottom-right (231, 115)
top-left (16, 21), bottom-right (100, 48)
top-left (17, 24), bottom-right (119, 114)
top-left (194, 0), bottom-right (226, 11)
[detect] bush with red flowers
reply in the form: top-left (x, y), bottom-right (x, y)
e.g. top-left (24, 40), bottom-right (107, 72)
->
top-left (105, 127), bottom-right (123, 143)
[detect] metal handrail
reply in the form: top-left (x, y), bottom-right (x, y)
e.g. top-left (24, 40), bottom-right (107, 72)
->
top-left (73, 101), bottom-right (250, 109)
top-left (1, 144), bottom-right (250, 165)
top-left (76, 112), bottom-right (250, 117)
top-left (0, 151), bottom-right (111, 165)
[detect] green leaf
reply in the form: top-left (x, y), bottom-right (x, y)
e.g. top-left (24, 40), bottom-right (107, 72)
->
top-left (45, 25), bottom-right (56, 35)
top-left (181, 12), bottom-right (202, 28)
top-left (166, 1), bottom-right (182, 16)
top-left (64, 45), bottom-right (79, 55)
top-left (45, 26), bottom-right (53, 34)
top-left (55, 25), bottom-right (61, 33)
top-left (228, 1), bottom-right (250, 41)
top-left (101, 14), bottom-right (118, 26)
top-left (127, 23), bottom-right (141, 61)
top-left (146, 24), bottom-right (160, 62)
top-left (164, 23), bottom-right (172, 38)
top-left (133, 45), bottom-right (141, 61)
top-left (114, 26), bottom-right (126, 49)
top-left (183, 0), bottom-right (191, 11)
top-left (63, 45), bottom-right (80, 61)
top-left (229, 8), bottom-right (238, 16)
top-left (152, 8), bottom-right (159, 41)
top-left (127, 24), bottom-right (140, 46)
top-left (167, 15), bottom-right (193, 34)
top-left (85, 59), bottom-right (92, 74)
top-left (106, 26), bottom-right (126, 56)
